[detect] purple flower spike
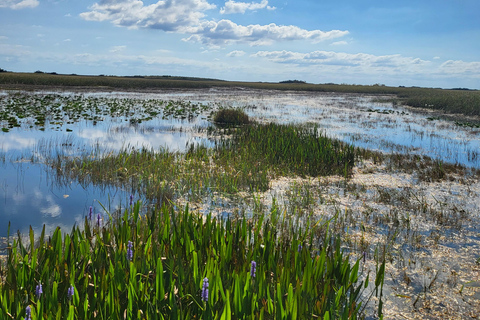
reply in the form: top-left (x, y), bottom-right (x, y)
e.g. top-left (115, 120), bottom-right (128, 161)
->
top-left (67, 285), bottom-right (74, 300)
top-left (25, 306), bottom-right (32, 320)
top-left (97, 213), bottom-right (101, 227)
top-left (127, 241), bottom-right (133, 261)
top-left (88, 206), bottom-right (93, 220)
top-left (129, 194), bottom-right (134, 206)
top-left (250, 260), bottom-right (257, 278)
top-left (298, 244), bottom-right (302, 253)
top-left (201, 277), bottom-right (209, 302)
top-left (36, 283), bottom-right (43, 299)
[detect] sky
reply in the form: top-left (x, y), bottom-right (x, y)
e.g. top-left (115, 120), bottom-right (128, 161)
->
top-left (0, 0), bottom-right (479, 89)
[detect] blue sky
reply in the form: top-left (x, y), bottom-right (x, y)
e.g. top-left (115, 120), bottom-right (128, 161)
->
top-left (1, 0), bottom-right (479, 88)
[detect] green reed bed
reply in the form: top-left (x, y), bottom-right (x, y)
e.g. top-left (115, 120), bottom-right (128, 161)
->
top-left (48, 122), bottom-right (357, 205)
top-left (213, 123), bottom-right (356, 179)
top-left (0, 201), bottom-right (385, 319)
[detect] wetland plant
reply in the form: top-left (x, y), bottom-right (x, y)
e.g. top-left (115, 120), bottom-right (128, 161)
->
top-left (212, 108), bottom-right (250, 126)
top-left (0, 202), bottom-right (385, 319)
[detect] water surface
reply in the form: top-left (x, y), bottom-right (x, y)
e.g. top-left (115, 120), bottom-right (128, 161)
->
top-left (1, 88), bottom-right (479, 237)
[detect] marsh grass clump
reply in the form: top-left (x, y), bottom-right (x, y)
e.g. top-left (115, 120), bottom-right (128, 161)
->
top-left (216, 123), bottom-right (357, 178)
top-left (0, 202), bottom-right (385, 319)
top-left (213, 108), bottom-right (250, 126)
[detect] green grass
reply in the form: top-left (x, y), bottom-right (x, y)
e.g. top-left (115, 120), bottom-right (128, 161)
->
top-left (0, 201), bottom-right (385, 319)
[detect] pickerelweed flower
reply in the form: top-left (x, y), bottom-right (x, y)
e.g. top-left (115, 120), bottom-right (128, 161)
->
top-left (298, 244), bottom-right (303, 252)
top-left (36, 283), bottom-right (43, 299)
top-left (129, 194), bottom-right (134, 206)
top-left (67, 285), bottom-right (74, 300)
top-left (97, 213), bottom-right (101, 227)
top-left (25, 306), bottom-right (32, 320)
top-left (201, 277), bottom-right (209, 302)
top-left (250, 260), bottom-right (257, 278)
top-left (127, 241), bottom-right (133, 261)
top-left (89, 206), bottom-right (93, 220)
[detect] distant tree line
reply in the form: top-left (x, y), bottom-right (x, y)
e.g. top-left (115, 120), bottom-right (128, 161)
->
top-left (279, 80), bottom-right (306, 84)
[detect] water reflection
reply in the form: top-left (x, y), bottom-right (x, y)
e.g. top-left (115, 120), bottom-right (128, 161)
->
top-left (0, 161), bottom-right (131, 237)
top-left (1, 89), bottom-right (480, 238)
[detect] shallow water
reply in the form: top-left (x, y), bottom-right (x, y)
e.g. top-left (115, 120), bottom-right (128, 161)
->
top-left (0, 161), bottom-right (129, 237)
top-left (1, 88), bottom-right (479, 237)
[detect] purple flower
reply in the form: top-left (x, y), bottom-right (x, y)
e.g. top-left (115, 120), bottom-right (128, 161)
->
top-left (127, 241), bottom-right (133, 261)
top-left (25, 306), bottom-right (31, 320)
top-left (201, 277), bottom-right (209, 302)
top-left (129, 194), bottom-right (134, 206)
top-left (88, 206), bottom-right (93, 220)
top-left (67, 285), bottom-right (74, 300)
top-left (250, 260), bottom-right (256, 278)
top-left (97, 213), bottom-right (101, 227)
top-left (298, 244), bottom-right (302, 253)
top-left (35, 283), bottom-right (42, 299)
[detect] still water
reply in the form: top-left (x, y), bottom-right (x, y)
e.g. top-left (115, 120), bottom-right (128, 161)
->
top-left (1, 88), bottom-right (479, 237)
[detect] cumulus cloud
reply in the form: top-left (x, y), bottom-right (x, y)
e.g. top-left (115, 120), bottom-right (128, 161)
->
top-left (80, 0), bottom-right (216, 32)
top-left (227, 50), bottom-right (245, 57)
top-left (252, 50), bottom-right (430, 71)
top-left (184, 20), bottom-right (349, 46)
top-left (0, 0), bottom-right (39, 9)
top-left (80, 0), bottom-right (347, 46)
top-left (220, 0), bottom-right (275, 14)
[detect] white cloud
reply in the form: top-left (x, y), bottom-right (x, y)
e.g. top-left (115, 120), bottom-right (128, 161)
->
top-left (0, 43), bottom-right (31, 57)
top-left (439, 60), bottom-right (480, 76)
top-left (0, 0), bottom-right (39, 9)
top-left (110, 45), bottom-right (127, 53)
top-left (81, 0), bottom-right (347, 47)
top-left (331, 40), bottom-right (348, 46)
top-left (252, 50), bottom-right (431, 72)
top-left (227, 50), bottom-right (245, 57)
top-left (220, 0), bottom-right (275, 14)
top-left (80, 0), bottom-right (216, 32)
top-left (184, 20), bottom-right (349, 46)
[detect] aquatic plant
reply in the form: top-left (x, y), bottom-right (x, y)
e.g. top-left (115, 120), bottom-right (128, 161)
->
top-left (213, 108), bottom-right (250, 126)
top-left (201, 277), bottom-right (209, 303)
top-left (0, 201), bottom-right (385, 319)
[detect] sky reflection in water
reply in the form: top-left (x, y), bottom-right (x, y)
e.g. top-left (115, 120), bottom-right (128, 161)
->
top-left (1, 89), bottom-right (480, 238)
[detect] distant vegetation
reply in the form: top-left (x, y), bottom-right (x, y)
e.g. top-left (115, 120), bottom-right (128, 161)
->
top-left (279, 80), bottom-right (306, 84)
top-left (0, 71), bottom-right (479, 116)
